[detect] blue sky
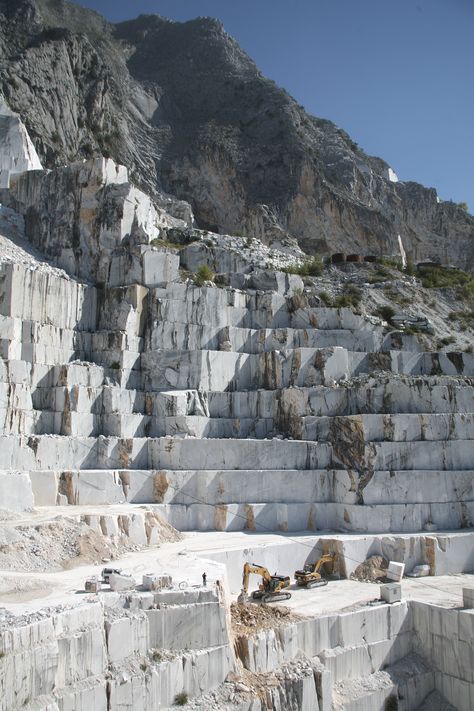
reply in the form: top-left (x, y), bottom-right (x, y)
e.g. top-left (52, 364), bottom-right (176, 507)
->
top-left (80, 0), bottom-right (473, 210)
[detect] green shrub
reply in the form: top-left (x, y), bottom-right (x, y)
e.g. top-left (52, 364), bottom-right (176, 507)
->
top-left (284, 255), bottom-right (323, 277)
top-left (375, 305), bottom-right (396, 324)
top-left (303, 255), bottom-right (324, 276)
top-left (318, 291), bottom-right (332, 306)
top-left (418, 265), bottom-right (474, 297)
top-left (174, 692), bottom-right (188, 706)
top-left (82, 142), bottom-right (93, 157)
top-left (333, 296), bottom-right (351, 308)
top-left (405, 257), bottom-right (416, 276)
top-left (439, 336), bottom-right (456, 346)
top-left (193, 264), bottom-right (215, 286)
top-left (150, 238), bottom-right (180, 251)
top-left (379, 257), bottom-right (403, 272)
top-left (333, 286), bottom-right (362, 309)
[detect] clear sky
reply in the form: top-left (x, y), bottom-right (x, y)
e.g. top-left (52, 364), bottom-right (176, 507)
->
top-left (79, 0), bottom-right (473, 210)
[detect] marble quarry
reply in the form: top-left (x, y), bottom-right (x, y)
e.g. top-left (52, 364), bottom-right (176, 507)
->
top-left (0, 106), bottom-right (473, 711)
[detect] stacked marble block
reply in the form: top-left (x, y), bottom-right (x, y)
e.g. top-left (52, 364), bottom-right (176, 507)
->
top-left (1, 248), bottom-right (474, 538)
top-left (2, 584), bottom-right (470, 710)
top-left (0, 590), bottom-right (237, 711)
top-left (0, 147), bottom-right (473, 540)
top-left (227, 599), bottom-right (472, 710)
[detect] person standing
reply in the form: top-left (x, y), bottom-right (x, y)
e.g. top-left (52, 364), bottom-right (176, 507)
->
top-left (202, 572), bottom-right (207, 586)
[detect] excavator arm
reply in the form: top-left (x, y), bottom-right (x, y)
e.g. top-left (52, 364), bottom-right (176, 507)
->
top-left (241, 562), bottom-right (272, 594)
top-left (313, 553), bottom-right (336, 575)
top-left (295, 553), bottom-right (336, 588)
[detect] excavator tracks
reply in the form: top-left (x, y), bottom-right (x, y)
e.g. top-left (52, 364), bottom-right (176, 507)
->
top-left (306, 578), bottom-right (329, 589)
top-left (262, 591), bottom-right (292, 603)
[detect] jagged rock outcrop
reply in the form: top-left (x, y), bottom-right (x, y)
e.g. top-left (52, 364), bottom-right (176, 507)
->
top-left (5, 156), bottom-right (187, 284)
top-left (0, 0), bottom-right (472, 266)
top-left (0, 96), bottom-right (42, 186)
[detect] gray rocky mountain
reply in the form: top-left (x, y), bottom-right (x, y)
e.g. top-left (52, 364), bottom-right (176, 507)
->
top-left (0, 0), bottom-right (473, 267)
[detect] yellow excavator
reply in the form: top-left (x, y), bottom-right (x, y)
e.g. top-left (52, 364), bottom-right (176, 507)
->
top-left (238, 562), bottom-right (292, 603)
top-left (294, 553), bottom-right (336, 589)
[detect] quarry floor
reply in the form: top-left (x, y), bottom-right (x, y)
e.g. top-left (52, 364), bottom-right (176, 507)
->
top-left (0, 513), bottom-right (472, 618)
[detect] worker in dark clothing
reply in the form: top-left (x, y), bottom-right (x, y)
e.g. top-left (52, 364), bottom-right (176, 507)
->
top-left (202, 572), bottom-right (207, 586)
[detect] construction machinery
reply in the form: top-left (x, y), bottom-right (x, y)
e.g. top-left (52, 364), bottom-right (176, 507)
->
top-left (238, 562), bottom-right (292, 603)
top-left (101, 567), bottom-right (122, 584)
top-left (294, 553), bottom-right (336, 589)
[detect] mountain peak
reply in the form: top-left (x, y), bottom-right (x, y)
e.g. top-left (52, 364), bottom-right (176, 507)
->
top-left (0, 0), bottom-right (472, 266)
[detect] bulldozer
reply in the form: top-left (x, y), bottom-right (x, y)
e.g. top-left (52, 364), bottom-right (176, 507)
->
top-left (294, 553), bottom-right (336, 589)
top-left (238, 562), bottom-right (292, 603)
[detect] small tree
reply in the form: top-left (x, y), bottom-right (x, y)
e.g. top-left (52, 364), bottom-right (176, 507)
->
top-left (405, 257), bottom-right (415, 276)
top-left (174, 692), bottom-right (188, 706)
top-left (194, 264), bottom-right (215, 286)
top-left (458, 201), bottom-right (469, 212)
top-left (375, 305), bottom-right (396, 325)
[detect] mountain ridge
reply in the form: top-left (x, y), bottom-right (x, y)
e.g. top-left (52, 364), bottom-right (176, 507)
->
top-left (0, 0), bottom-right (473, 266)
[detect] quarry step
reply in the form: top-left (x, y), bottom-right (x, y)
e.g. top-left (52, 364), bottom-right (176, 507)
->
top-left (24, 466), bottom-right (473, 505)
top-left (25, 468), bottom-right (335, 507)
top-left (0, 261), bottom-right (97, 331)
top-left (0, 435), bottom-right (330, 471)
top-left (331, 652), bottom-right (434, 711)
top-left (108, 411), bottom-right (474, 441)
top-left (29, 386), bottom-right (474, 423)
top-left (299, 411), bottom-right (474, 441)
top-left (28, 411), bottom-right (153, 438)
top-left (151, 500), bottom-right (474, 533)
top-left (27, 409), bottom-right (474, 443)
top-left (0, 316), bottom-right (144, 363)
top-left (206, 379), bottom-right (474, 418)
top-left (6, 380), bottom-right (474, 438)
top-left (10, 468), bottom-right (474, 532)
top-left (148, 319), bottom-right (395, 354)
top-left (319, 635), bottom-right (412, 684)
top-left (369, 439), bottom-right (474, 470)
top-left (141, 347), bottom-right (474, 392)
top-left (150, 285), bottom-right (369, 330)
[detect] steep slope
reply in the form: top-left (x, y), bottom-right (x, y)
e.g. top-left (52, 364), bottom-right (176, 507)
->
top-left (0, 0), bottom-right (473, 266)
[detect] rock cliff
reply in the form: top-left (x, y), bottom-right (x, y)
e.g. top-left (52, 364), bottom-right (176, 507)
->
top-left (0, 0), bottom-right (472, 267)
